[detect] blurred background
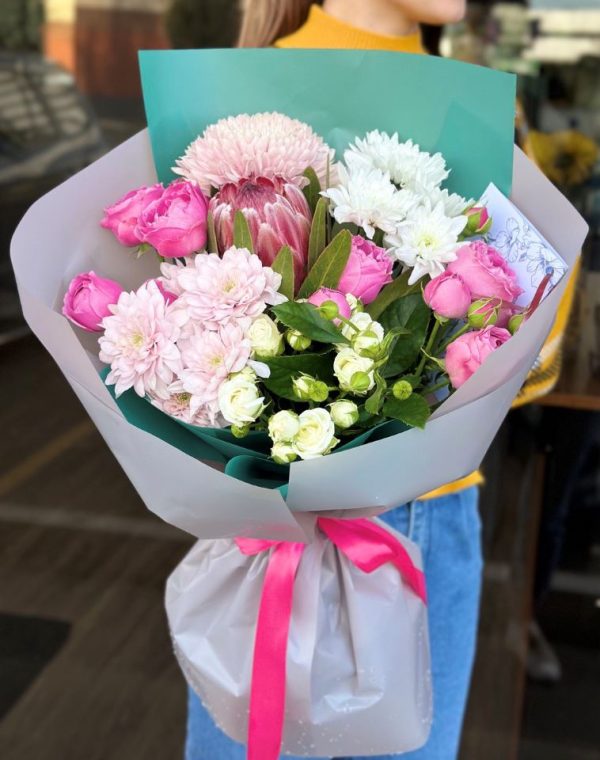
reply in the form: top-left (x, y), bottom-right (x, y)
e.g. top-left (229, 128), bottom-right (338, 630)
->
top-left (0, 1), bottom-right (599, 759)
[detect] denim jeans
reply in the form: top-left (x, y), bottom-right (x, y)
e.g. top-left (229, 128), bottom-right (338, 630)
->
top-left (184, 487), bottom-right (482, 760)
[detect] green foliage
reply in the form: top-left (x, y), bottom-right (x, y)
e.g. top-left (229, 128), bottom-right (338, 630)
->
top-left (379, 294), bottom-right (431, 377)
top-left (272, 302), bottom-right (349, 345)
top-left (302, 167), bottom-right (322, 214)
top-left (233, 211), bottom-right (254, 252)
top-left (366, 270), bottom-right (420, 320)
top-left (297, 229), bottom-right (352, 298)
top-left (307, 197), bottom-right (329, 269)
top-left (271, 246), bottom-right (295, 301)
top-left (382, 394), bottom-right (430, 429)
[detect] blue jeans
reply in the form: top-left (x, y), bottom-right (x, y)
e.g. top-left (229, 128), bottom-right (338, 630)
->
top-left (184, 487), bottom-right (482, 760)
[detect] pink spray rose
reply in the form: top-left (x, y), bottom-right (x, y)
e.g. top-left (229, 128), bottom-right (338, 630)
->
top-left (463, 205), bottom-right (491, 236)
top-left (136, 180), bottom-right (209, 258)
top-left (63, 271), bottom-right (123, 332)
top-left (337, 235), bottom-right (393, 305)
top-left (423, 271), bottom-right (472, 319)
top-left (445, 326), bottom-right (511, 388)
top-left (210, 176), bottom-right (311, 286)
top-left (447, 241), bottom-right (523, 302)
top-left (308, 288), bottom-right (352, 322)
top-left (101, 184), bottom-right (164, 247)
top-left (468, 297), bottom-right (520, 329)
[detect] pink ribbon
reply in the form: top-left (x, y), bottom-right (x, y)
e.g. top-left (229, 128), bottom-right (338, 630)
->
top-left (235, 517), bottom-right (427, 760)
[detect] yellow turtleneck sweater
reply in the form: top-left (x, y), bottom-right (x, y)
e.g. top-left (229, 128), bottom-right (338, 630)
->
top-left (276, 4), bottom-right (577, 499)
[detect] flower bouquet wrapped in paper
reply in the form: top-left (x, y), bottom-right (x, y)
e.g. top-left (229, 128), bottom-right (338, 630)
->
top-left (11, 50), bottom-right (587, 758)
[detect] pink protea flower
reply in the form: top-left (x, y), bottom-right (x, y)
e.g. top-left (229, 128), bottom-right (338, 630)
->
top-left (210, 177), bottom-right (311, 284)
top-left (178, 322), bottom-right (252, 415)
top-left (99, 280), bottom-right (182, 400)
top-left (173, 112), bottom-right (334, 194)
top-left (170, 247), bottom-right (286, 331)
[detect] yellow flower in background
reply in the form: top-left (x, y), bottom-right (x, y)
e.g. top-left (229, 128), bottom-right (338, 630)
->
top-left (524, 129), bottom-right (599, 187)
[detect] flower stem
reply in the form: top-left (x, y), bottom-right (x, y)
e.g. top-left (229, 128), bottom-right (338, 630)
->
top-left (422, 377), bottom-right (450, 396)
top-left (415, 319), bottom-right (441, 378)
top-left (436, 322), bottom-right (471, 354)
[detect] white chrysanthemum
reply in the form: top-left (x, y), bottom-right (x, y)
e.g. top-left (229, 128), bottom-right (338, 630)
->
top-left (346, 132), bottom-right (449, 193)
top-left (427, 187), bottom-right (472, 218)
top-left (385, 201), bottom-right (468, 285)
top-left (99, 281), bottom-right (181, 399)
top-left (322, 164), bottom-right (417, 239)
top-left (173, 112), bottom-right (335, 194)
top-left (168, 247), bottom-right (286, 331)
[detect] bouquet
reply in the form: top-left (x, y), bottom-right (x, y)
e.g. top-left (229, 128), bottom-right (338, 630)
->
top-left (11, 50), bottom-right (588, 758)
top-left (63, 112), bottom-right (534, 472)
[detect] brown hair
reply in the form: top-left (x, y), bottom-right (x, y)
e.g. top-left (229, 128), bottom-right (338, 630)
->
top-left (237, 0), bottom-right (319, 48)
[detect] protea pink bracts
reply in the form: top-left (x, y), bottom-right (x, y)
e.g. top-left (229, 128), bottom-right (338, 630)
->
top-left (210, 177), bottom-right (311, 286)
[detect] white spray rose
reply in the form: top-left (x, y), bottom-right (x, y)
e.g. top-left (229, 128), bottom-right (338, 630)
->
top-left (352, 320), bottom-right (385, 357)
top-left (268, 410), bottom-right (300, 443)
top-left (292, 408), bottom-right (339, 460)
top-left (271, 441), bottom-right (298, 464)
top-left (341, 310), bottom-right (374, 339)
top-left (330, 399), bottom-right (359, 429)
top-left (247, 314), bottom-right (284, 358)
top-left (218, 368), bottom-right (265, 426)
top-left (333, 348), bottom-right (375, 394)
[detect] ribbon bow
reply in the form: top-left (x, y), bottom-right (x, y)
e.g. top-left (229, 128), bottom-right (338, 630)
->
top-left (235, 517), bottom-right (428, 760)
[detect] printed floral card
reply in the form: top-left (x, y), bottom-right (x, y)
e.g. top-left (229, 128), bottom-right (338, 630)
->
top-left (479, 182), bottom-right (568, 307)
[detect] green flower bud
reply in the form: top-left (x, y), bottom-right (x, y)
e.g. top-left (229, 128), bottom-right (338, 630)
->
top-left (292, 374), bottom-right (315, 401)
top-left (286, 329), bottom-right (312, 352)
top-left (330, 400), bottom-right (359, 429)
top-left (349, 371), bottom-right (372, 394)
top-left (468, 297), bottom-right (500, 328)
top-left (231, 424), bottom-right (250, 438)
top-left (318, 299), bottom-right (340, 321)
top-left (508, 312), bottom-right (525, 335)
top-left (271, 441), bottom-right (298, 465)
top-left (392, 380), bottom-right (413, 401)
top-left (310, 381), bottom-right (330, 403)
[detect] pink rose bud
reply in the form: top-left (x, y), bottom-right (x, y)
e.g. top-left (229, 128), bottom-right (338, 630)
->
top-left (445, 326), bottom-right (511, 388)
top-left (464, 205), bottom-right (491, 236)
top-left (468, 297), bottom-right (520, 329)
top-left (136, 180), bottom-right (209, 258)
top-left (308, 288), bottom-right (352, 323)
top-left (447, 241), bottom-right (523, 303)
top-left (62, 271), bottom-right (123, 332)
top-left (337, 235), bottom-right (394, 305)
top-left (101, 184), bottom-right (165, 247)
top-left (423, 271), bottom-right (472, 319)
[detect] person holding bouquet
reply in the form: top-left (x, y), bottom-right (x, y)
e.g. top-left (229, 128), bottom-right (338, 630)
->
top-left (171, 2), bottom-right (578, 759)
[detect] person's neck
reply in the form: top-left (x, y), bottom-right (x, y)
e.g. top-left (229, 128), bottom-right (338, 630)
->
top-left (321, 0), bottom-right (418, 38)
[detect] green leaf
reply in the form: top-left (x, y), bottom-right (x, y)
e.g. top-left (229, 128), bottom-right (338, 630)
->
top-left (379, 294), bottom-right (431, 377)
top-left (308, 197), bottom-right (329, 269)
top-left (302, 167), bottom-right (322, 214)
top-left (366, 270), bottom-right (420, 320)
top-left (262, 353), bottom-right (335, 402)
top-left (298, 229), bottom-right (352, 299)
top-left (271, 246), bottom-right (295, 301)
top-left (233, 211), bottom-right (254, 252)
top-left (207, 211), bottom-right (219, 254)
top-left (383, 394), bottom-right (431, 429)
top-left (272, 301), bottom-right (349, 345)
top-left (364, 373), bottom-right (387, 416)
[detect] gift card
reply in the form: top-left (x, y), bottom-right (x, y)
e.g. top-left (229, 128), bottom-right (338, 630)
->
top-left (478, 182), bottom-right (568, 307)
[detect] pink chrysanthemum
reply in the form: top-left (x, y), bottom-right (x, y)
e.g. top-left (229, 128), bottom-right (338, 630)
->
top-left (99, 280), bottom-right (181, 399)
top-left (150, 383), bottom-right (226, 428)
top-left (173, 112), bottom-right (334, 194)
top-left (178, 322), bottom-right (252, 414)
top-left (170, 247), bottom-right (286, 331)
